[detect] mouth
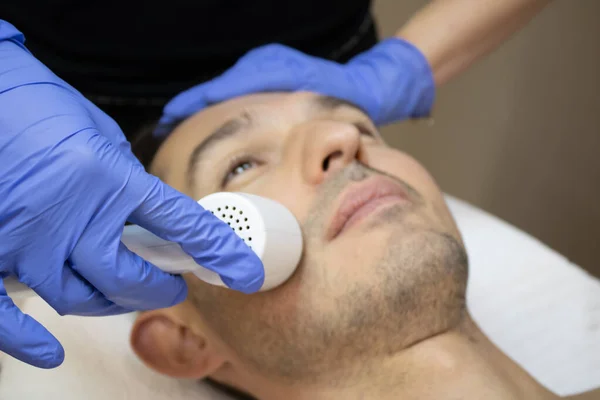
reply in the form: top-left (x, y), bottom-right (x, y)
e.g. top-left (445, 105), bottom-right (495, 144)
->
top-left (327, 176), bottom-right (412, 240)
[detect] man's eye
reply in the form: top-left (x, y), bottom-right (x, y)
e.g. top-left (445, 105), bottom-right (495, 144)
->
top-left (231, 161), bottom-right (255, 176)
top-left (224, 159), bottom-right (259, 185)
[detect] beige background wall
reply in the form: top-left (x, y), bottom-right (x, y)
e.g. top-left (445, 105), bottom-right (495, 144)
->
top-left (372, 0), bottom-right (599, 277)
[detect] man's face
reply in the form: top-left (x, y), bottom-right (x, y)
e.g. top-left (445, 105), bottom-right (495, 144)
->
top-left (137, 92), bottom-right (468, 384)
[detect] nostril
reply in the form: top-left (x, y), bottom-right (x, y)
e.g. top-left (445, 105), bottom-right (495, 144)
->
top-left (322, 150), bottom-right (343, 171)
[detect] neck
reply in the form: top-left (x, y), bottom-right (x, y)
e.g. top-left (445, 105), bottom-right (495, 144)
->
top-left (238, 315), bottom-right (559, 400)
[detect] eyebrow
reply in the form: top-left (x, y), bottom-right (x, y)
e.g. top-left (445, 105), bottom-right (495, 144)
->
top-left (186, 95), bottom-right (365, 184)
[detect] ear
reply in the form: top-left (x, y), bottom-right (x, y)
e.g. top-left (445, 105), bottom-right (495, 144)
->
top-left (130, 311), bottom-right (225, 379)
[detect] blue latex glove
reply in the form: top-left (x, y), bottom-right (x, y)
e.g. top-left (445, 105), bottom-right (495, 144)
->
top-left (0, 21), bottom-right (264, 369)
top-left (157, 38), bottom-right (435, 135)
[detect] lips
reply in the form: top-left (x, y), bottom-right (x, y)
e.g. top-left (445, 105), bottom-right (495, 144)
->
top-left (327, 176), bottom-right (411, 240)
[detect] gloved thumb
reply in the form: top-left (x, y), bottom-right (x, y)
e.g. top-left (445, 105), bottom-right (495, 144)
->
top-left (0, 281), bottom-right (64, 368)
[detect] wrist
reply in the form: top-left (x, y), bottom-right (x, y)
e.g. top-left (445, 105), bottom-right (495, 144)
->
top-left (348, 37), bottom-right (435, 124)
top-left (379, 37), bottom-right (435, 120)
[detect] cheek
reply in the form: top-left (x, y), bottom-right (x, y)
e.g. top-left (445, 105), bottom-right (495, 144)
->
top-left (235, 169), bottom-right (313, 224)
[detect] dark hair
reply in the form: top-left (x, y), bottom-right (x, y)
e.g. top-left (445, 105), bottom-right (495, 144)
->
top-left (130, 121), bottom-right (166, 171)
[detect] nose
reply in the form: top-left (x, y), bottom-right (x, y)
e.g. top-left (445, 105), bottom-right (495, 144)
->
top-left (299, 121), bottom-right (362, 185)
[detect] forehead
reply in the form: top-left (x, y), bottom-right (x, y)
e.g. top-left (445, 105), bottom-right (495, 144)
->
top-left (150, 92), bottom-right (350, 195)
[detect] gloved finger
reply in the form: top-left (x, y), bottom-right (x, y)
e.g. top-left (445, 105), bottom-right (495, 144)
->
top-left (202, 65), bottom-right (313, 103)
top-left (0, 280), bottom-right (64, 369)
top-left (202, 47), bottom-right (319, 102)
top-left (159, 45), bottom-right (314, 128)
top-left (157, 66), bottom-right (304, 132)
top-left (71, 236), bottom-right (187, 310)
top-left (25, 260), bottom-right (130, 317)
top-left (158, 67), bottom-right (297, 128)
top-left (158, 82), bottom-right (211, 128)
top-left (126, 173), bottom-right (264, 294)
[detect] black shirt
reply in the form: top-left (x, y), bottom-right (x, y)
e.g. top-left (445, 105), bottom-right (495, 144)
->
top-left (2, 0), bottom-right (373, 102)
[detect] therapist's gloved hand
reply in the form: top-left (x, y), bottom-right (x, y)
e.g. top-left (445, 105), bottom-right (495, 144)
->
top-left (0, 21), bottom-right (264, 369)
top-left (157, 38), bottom-right (434, 135)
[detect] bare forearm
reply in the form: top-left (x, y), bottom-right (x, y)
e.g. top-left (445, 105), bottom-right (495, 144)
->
top-left (397, 0), bottom-right (552, 85)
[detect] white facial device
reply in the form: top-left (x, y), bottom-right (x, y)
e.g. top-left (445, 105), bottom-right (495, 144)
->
top-left (4, 192), bottom-right (303, 300)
